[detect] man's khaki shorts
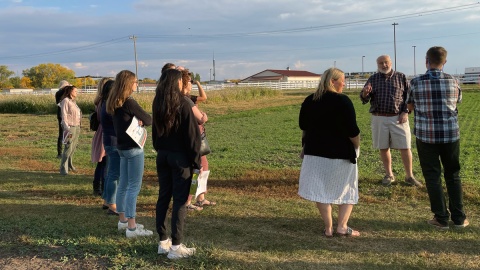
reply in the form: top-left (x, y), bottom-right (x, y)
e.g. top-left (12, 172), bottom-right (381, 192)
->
top-left (371, 115), bottom-right (411, 149)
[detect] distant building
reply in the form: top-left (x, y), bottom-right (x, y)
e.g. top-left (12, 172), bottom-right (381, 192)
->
top-left (462, 67), bottom-right (480, 84)
top-left (347, 71), bottom-right (375, 78)
top-left (2, 88), bottom-right (34, 94)
top-left (241, 69), bottom-right (321, 83)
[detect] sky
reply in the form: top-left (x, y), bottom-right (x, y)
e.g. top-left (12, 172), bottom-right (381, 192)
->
top-left (1, 0), bottom-right (479, 81)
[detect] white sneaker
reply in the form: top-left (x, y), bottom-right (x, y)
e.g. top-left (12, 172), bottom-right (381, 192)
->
top-left (117, 221), bottom-right (144, 231)
top-left (158, 238), bottom-right (172, 254)
top-left (167, 244), bottom-right (196, 259)
top-left (125, 227), bottom-right (153, 238)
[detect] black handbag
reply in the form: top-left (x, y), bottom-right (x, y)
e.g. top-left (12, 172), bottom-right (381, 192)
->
top-left (89, 111), bottom-right (99, 131)
top-left (199, 130), bottom-right (211, 156)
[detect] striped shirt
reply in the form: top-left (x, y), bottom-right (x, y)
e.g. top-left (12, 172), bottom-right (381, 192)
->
top-left (407, 69), bottom-right (462, 143)
top-left (360, 71), bottom-right (409, 114)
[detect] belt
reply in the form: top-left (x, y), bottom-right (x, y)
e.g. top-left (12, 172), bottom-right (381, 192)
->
top-left (372, 113), bottom-right (398, 117)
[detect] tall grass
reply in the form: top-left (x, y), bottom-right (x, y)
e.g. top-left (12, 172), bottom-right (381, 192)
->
top-left (0, 86), bottom-right (282, 114)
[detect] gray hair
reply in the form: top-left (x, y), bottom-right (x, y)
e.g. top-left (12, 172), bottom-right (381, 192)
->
top-left (58, 80), bottom-right (70, 89)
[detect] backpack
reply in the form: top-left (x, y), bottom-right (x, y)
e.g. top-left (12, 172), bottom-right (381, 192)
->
top-left (89, 111), bottom-right (99, 131)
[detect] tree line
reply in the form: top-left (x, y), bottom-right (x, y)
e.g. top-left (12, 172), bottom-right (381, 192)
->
top-left (0, 64), bottom-right (201, 90)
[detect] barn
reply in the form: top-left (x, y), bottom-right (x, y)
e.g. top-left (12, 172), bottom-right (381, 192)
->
top-left (241, 69), bottom-right (321, 83)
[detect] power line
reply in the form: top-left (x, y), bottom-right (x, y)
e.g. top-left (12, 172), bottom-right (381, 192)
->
top-left (140, 3), bottom-right (480, 38)
top-left (0, 36), bottom-right (130, 60)
top-left (1, 2), bottom-right (479, 61)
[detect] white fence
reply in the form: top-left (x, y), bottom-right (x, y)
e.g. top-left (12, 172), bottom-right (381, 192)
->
top-left (1, 79), bottom-right (368, 95)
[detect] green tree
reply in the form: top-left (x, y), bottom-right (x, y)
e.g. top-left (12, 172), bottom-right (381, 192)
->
top-left (22, 63), bottom-right (75, 88)
top-left (0, 65), bottom-right (15, 89)
top-left (9, 77), bottom-right (21, 88)
top-left (194, 73), bottom-right (201, 82)
top-left (141, 78), bottom-right (157, 84)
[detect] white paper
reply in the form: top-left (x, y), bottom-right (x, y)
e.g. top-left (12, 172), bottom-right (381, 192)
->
top-left (126, 116), bottom-right (147, 149)
top-left (195, 170), bottom-right (210, 199)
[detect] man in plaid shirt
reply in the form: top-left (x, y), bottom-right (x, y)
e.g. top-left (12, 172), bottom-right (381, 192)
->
top-left (407, 46), bottom-right (468, 229)
top-left (360, 55), bottom-right (421, 187)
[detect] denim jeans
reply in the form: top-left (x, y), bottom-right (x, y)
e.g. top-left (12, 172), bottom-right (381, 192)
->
top-left (103, 145), bottom-right (120, 205)
top-left (155, 150), bottom-right (192, 245)
top-left (117, 147), bottom-right (144, 219)
top-left (416, 138), bottom-right (466, 225)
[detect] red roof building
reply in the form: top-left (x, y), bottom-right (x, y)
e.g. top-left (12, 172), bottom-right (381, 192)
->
top-left (241, 69), bottom-right (321, 83)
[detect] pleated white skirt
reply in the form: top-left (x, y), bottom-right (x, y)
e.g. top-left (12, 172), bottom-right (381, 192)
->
top-left (298, 155), bottom-right (358, 204)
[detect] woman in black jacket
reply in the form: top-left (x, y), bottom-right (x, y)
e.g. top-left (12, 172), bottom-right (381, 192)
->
top-left (298, 68), bottom-right (361, 237)
top-left (152, 69), bottom-right (201, 259)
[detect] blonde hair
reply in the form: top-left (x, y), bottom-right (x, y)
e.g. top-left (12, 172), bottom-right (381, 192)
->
top-left (94, 77), bottom-right (112, 106)
top-left (313, 68), bottom-right (344, 100)
top-left (106, 70), bottom-right (136, 115)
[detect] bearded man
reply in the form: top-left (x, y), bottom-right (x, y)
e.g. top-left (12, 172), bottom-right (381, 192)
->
top-left (360, 55), bottom-right (421, 187)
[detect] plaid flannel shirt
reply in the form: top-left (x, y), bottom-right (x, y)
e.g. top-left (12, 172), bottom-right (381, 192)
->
top-left (407, 69), bottom-right (462, 144)
top-left (360, 71), bottom-right (409, 114)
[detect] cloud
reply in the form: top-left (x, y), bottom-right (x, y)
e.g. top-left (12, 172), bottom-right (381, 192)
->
top-left (294, 61), bottom-right (306, 69)
top-left (74, 63), bottom-right (87, 69)
top-left (279, 13), bottom-right (295, 20)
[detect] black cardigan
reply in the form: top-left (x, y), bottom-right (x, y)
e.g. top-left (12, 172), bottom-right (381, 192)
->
top-left (152, 97), bottom-right (201, 170)
top-left (113, 98), bottom-right (152, 150)
top-left (299, 91), bottom-right (360, 163)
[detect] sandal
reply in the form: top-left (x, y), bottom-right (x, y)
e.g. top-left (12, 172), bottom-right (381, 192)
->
top-left (323, 229), bottom-right (333, 238)
top-left (195, 199), bottom-right (216, 207)
top-left (335, 227), bottom-right (360, 237)
top-left (186, 204), bottom-right (203, 211)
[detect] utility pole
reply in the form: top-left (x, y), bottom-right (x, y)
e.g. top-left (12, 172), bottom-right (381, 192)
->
top-left (412, 45), bottom-right (416, 76)
top-left (362, 56), bottom-right (365, 74)
top-left (129, 35), bottom-right (139, 91)
top-left (213, 52), bottom-right (216, 82)
top-left (392, 23), bottom-right (398, 71)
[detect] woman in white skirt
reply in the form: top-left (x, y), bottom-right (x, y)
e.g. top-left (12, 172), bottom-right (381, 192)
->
top-left (298, 68), bottom-right (360, 237)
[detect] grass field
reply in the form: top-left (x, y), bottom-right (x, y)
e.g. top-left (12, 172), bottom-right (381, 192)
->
top-left (0, 88), bottom-right (479, 269)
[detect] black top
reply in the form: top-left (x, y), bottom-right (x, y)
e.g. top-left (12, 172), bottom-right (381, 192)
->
top-left (299, 91), bottom-right (360, 164)
top-left (152, 97), bottom-right (201, 169)
top-left (101, 101), bottom-right (117, 147)
top-left (113, 97), bottom-right (152, 150)
top-left (189, 95), bottom-right (198, 104)
top-left (55, 88), bottom-right (65, 120)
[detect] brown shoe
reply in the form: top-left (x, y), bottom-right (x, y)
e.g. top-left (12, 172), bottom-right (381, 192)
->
top-left (405, 177), bottom-right (423, 187)
top-left (427, 217), bottom-right (449, 230)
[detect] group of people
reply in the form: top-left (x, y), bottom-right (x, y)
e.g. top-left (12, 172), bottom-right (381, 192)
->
top-left (53, 45), bottom-right (468, 258)
top-left (299, 46), bottom-right (468, 237)
top-left (54, 63), bottom-right (215, 259)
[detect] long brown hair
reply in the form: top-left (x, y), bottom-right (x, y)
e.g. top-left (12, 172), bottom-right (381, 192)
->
top-left (94, 77), bottom-right (113, 105)
top-left (106, 70), bottom-right (136, 115)
top-left (60, 85), bottom-right (77, 101)
top-left (152, 69), bottom-right (183, 136)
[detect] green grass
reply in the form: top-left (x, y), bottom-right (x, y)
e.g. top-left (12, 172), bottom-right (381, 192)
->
top-left (0, 90), bottom-right (479, 269)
